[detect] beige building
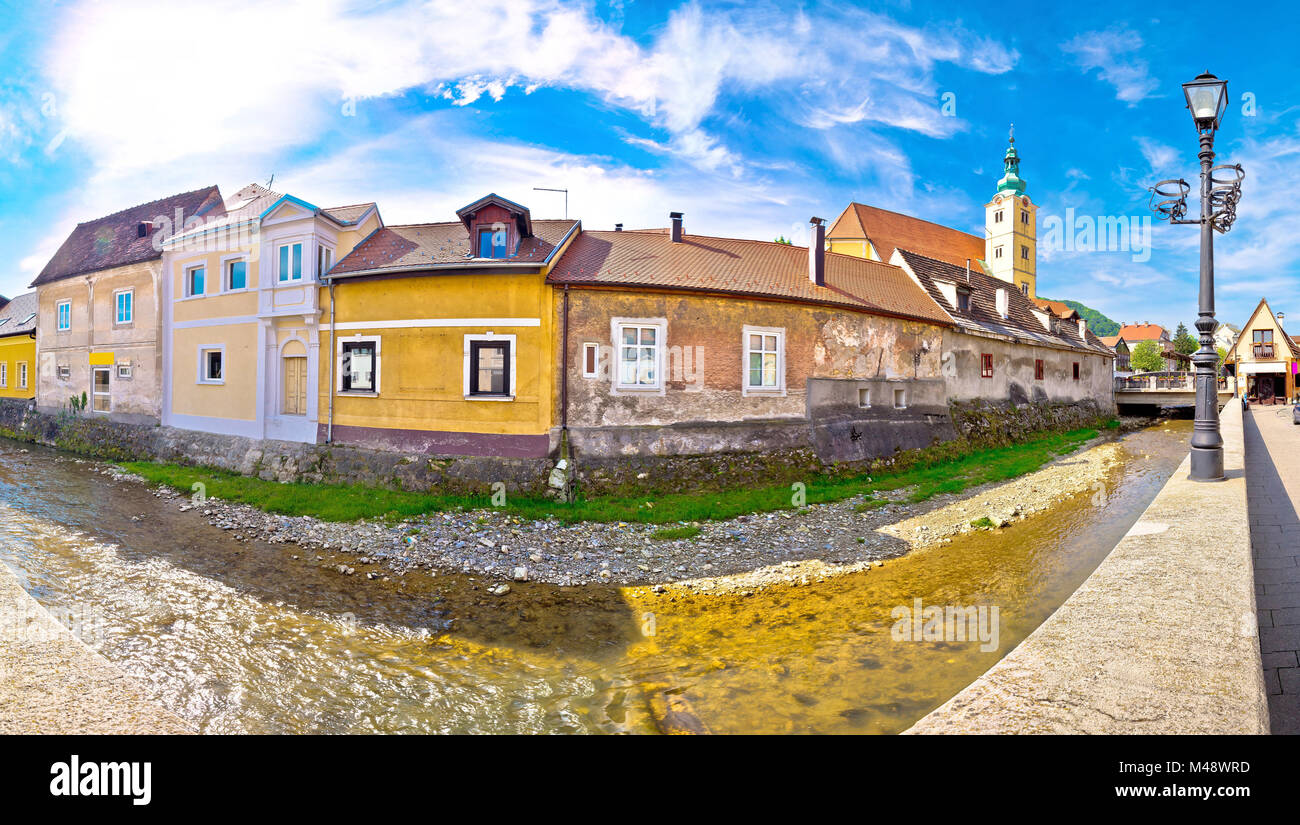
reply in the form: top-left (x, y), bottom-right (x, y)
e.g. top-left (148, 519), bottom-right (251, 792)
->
top-left (1228, 298), bottom-right (1298, 406)
top-left (31, 187), bottom-right (224, 422)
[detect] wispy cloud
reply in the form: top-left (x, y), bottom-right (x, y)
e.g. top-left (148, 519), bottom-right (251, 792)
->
top-left (1062, 26), bottom-right (1159, 105)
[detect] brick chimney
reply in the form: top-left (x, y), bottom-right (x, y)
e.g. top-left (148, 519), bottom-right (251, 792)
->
top-left (670, 212), bottom-right (683, 243)
top-left (809, 217), bottom-right (826, 286)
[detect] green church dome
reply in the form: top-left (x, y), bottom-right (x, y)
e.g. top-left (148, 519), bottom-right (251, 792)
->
top-left (996, 127), bottom-right (1026, 196)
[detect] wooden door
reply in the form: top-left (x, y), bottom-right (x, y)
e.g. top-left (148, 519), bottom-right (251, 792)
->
top-left (282, 357), bottom-right (307, 415)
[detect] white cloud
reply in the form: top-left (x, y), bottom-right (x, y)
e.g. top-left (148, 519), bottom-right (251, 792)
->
top-left (1062, 27), bottom-right (1159, 105)
top-left (1135, 137), bottom-right (1179, 173)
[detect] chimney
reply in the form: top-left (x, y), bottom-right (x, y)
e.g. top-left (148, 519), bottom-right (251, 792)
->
top-left (808, 217), bottom-right (826, 287)
top-left (965, 258), bottom-right (971, 282)
top-left (614, 223), bottom-right (623, 232)
top-left (1078, 318), bottom-right (1087, 338)
top-left (670, 212), bottom-right (683, 243)
top-left (995, 288), bottom-right (1009, 319)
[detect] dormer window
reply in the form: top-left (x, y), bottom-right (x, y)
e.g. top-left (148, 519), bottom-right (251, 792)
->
top-left (478, 227), bottom-right (508, 258)
top-left (956, 288), bottom-right (972, 313)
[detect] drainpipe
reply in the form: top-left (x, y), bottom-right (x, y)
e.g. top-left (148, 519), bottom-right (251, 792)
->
top-left (327, 279), bottom-right (336, 443)
top-left (560, 285), bottom-right (570, 437)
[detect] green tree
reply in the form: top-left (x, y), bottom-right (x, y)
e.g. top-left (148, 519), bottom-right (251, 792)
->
top-left (774, 236), bottom-right (792, 245)
top-left (1130, 340), bottom-right (1166, 372)
top-left (1174, 323), bottom-right (1198, 355)
top-left (1217, 346), bottom-right (1228, 371)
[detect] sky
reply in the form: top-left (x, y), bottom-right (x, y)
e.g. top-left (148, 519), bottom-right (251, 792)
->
top-left (1, 0), bottom-right (1297, 333)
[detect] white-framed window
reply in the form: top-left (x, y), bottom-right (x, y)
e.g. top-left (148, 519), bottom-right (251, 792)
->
top-left (994, 246), bottom-right (1004, 259)
top-left (317, 245), bottom-right (334, 278)
top-left (994, 210), bottom-right (1004, 223)
top-left (0, 362), bottom-right (7, 387)
top-left (463, 333), bottom-right (516, 400)
top-left (224, 256), bottom-right (248, 291)
top-left (858, 388), bottom-right (871, 408)
top-left (1021, 245), bottom-right (1029, 260)
top-left (114, 288), bottom-right (134, 324)
top-left (611, 317), bottom-right (665, 392)
top-left (57, 365), bottom-right (71, 380)
top-left (198, 347), bottom-right (224, 384)
top-left (18, 362), bottom-right (27, 389)
top-left (185, 264), bottom-right (205, 298)
top-left (581, 342), bottom-right (599, 378)
top-left (742, 325), bottom-right (785, 396)
top-left (337, 335), bottom-right (380, 395)
top-left (278, 242), bottom-right (304, 282)
top-left (56, 300), bottom-right (71, 331)
top-left (92, 366), bottom-right (111, 413)
top-left (117, 363), bottom-right (132, 379)
top-left (893, 388), bottom-right (907, 409)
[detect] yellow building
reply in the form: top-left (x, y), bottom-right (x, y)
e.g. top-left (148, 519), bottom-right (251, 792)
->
top-left (0, 292), bottom-right (37, 400)
top-left (161, 184), bottom-right (381, 442)
top-left (31, 187), bottom-right (224, 421)
top-left (321, 194), bottom-right (577, 456)
top-left (1227, 297), bottom-right (1299, 405)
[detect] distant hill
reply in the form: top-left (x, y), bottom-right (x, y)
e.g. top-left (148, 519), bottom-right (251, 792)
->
top-left (1039, 297), bottom-right (1120, 337)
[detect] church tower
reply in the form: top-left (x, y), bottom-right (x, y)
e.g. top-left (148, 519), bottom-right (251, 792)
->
top-left (984, 127), bottom-right (1037, 299)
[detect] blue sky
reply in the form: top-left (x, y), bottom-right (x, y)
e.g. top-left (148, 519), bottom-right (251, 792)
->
top-left (1, 0), bottom-right (1297, 333)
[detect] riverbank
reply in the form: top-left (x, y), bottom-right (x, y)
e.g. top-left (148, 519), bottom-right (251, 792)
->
top-left (0, 557), bottom-right (192, 734)
top-left (107, 424), bottom-right (1134, 590)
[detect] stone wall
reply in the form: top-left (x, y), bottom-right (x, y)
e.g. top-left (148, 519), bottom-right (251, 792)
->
top-left (948, 398), bottom-right (1110, 446)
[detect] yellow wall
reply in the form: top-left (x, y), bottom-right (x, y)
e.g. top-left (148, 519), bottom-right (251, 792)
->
top-left (0, 334), bottom-right (35, 399)
top-left (320, 270), bottom-right (556, 437)
top-left (828, 239), bottom-right (875, 260)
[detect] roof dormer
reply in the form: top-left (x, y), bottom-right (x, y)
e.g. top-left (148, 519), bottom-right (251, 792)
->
top-left (456, 193), bottom-right (534, 259)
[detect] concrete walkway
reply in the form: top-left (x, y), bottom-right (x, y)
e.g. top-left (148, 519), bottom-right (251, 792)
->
top-left (0, 562), bottom-right (192, 734)
top-left (1245, 404), bottom-right (1300, 735)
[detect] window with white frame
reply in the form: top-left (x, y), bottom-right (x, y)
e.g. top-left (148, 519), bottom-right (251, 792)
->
top-left (582, 342), bottom-right (599, 378)
top-left (226, 258), bottom-right (248, 291)
top-left (743, 325), bottom-right (785, 395)
top-left (338, 337), bottom-right (380, 394)
top-left (613, 319), bottom-right (664, 391)
top-left (317, 246), bottom-right (334, 278)
top-left (117, 363), bottom-right (132, 379)
top-left (114, 288), bottom-right (133, 324)
top-left (18, 362), bottom-right (27, 389)
top-left (56, 300), bottom-right (71, 331)
top-left (185, 265), bottom-right (205, 297)
top-left (0, 362), bottom-right (7, 388)
top-left (463, 334), bottom-right (516, 399)
top-left (278, 242), bottom-right (304, 282)
top-left (57, 365), bottom-right (70, 380)
top-left (199, 348), bottom-right (224, 383)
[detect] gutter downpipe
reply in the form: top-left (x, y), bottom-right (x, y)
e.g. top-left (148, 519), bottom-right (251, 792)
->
top-left (327, 278), bottom-right (336, 443)
top-left (561, 285), bottom-right (570, 437)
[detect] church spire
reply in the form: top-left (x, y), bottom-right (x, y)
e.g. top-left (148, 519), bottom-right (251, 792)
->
top-left (996, 124), bottom-right (1026, 195)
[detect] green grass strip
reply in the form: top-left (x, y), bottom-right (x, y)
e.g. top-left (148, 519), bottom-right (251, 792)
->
top-left (119, 425), bottom-right (1101, 526)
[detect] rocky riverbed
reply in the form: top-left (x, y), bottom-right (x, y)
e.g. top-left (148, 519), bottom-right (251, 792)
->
top-left (100, 435), bottom-right (1125, 593)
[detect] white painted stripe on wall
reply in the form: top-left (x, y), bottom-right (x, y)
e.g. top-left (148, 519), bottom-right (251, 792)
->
top-left (173, 315), bottom-right (261, 329)
top-left (332, 318), bottom-right (541, 331)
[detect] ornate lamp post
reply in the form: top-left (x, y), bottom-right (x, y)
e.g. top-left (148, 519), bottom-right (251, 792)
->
top-left (1149, 72), bottom-right (1244, 481)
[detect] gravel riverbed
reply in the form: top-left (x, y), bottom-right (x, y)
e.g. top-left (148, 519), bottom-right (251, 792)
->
top-left (100, 435), bottom-right (1125, 594)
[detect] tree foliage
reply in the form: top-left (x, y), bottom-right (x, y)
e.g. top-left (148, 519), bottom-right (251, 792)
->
top-left (1037, 296), bottom-right (1119, 336)
top-left (1130, 339), bottom-right (1166, 372)
top-left (1174, 323), bottom-right (1198, 355)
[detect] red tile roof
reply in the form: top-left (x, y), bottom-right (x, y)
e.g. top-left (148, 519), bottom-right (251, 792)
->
top-left (1117, 323), bottom-right (1168, 342)
top-left (33, 186), bottom-right (225, 286)
top-left (546, 230), bottom-right (952, 325)
top-left (331, 219), bottom-right (578, 275)
top-left (828, 202), bottom-right (986, 268)
top-left (1031, 298), bottom-right (1079, 319)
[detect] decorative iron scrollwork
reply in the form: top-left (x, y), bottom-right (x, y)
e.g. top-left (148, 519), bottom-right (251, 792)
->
top-left (1148, 178), bottom-right (1190, 222)
top-left (1209, 163), bottom-right (1245, 233)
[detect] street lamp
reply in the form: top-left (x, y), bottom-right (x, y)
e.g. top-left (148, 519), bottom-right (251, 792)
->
top-left (1148, 72), bottom-right (1244, 481)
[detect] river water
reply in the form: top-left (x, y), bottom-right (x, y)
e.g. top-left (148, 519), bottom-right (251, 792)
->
top-left (0, 421), bottom-right (1191, 734)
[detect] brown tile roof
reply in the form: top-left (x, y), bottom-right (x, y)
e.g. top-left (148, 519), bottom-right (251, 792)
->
top-left (897, 249), bottom-right (1112, 355)
top-left (0, 291), bottom-right (38, 337)
top-left (1098, 335), bottom-right (1127, 349)
top-left (32, 186), bottom-right (225, 286)
top-left (828, 202), bottom-right (986, 268)
top-left (322, 203), bottom-right (377, 225)
top-left (546, 230), bottom-right (952, 324)
top-left (1117, 323), bottom-right (1168, 342)
top-left (331, 219), bottom-right (578, 275)
top-left (1031, 298), bottom-right (1079, 319)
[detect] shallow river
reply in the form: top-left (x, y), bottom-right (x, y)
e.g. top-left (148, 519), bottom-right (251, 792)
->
top-left (0, 421), bottom-right (1191, 734)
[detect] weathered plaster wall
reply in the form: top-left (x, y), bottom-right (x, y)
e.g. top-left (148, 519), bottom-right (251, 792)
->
top-left (559, 288), bottom-right (946, 459)
top-left (942, 328), bottom-right (1115, 411)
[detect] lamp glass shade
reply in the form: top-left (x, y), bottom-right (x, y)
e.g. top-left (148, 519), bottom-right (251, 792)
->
top-left (1182, 73), bottom-right (1228, 130)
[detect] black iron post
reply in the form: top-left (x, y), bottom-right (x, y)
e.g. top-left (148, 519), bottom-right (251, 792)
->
top-left (1189, 131), bottom-right (1224, 480)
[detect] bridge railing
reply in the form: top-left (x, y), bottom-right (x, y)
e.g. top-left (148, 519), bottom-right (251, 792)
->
top-left (1114, 372), bottom-right (1237, 393)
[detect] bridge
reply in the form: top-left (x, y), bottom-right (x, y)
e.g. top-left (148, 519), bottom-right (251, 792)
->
top-left (1114, 371), bottom-right (1236, 410)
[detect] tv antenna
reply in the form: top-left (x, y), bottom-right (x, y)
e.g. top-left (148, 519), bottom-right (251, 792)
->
top-left (534, 187), bottom-right (568, 219)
